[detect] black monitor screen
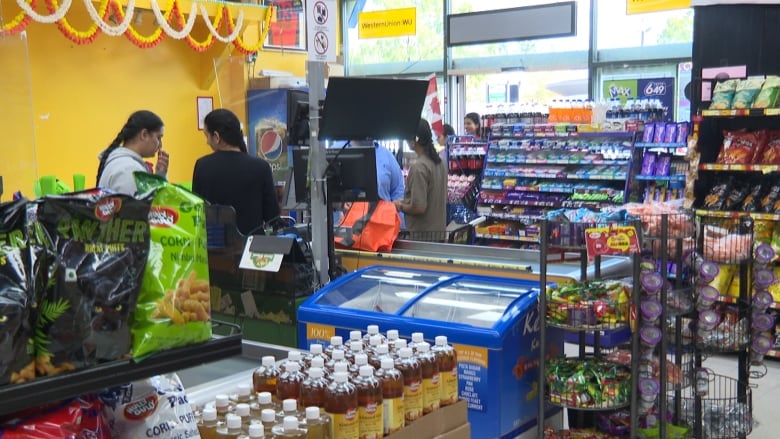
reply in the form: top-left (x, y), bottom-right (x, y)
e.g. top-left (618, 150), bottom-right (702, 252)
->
top-left (319, 77), bottom-right (428, 141)
top-left (292, 146), bottom-right (379, 204)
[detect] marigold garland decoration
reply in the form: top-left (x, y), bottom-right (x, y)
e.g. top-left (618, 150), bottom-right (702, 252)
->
top-left (1, 0), bottom-right (267, 52)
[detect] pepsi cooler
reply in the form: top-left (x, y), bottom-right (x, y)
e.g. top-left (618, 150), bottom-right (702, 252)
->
top-left (297, 266), bottom-right (563, 439)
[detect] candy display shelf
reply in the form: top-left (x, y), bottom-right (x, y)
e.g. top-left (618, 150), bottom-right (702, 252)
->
top-left (695, 209), bottom-right (780, 222)
top-left (701, 109), bottom-right (780, 117)
top-left (635, 142), bottom-right (687, 148)
top-left (699, 163), bottom-right (780, 172)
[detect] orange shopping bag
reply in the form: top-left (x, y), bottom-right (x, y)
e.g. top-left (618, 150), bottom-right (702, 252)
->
top-left (334, 201), bottom-right (401, 252)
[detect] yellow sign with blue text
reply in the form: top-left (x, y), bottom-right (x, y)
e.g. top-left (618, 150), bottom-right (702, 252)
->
top-left (358, 8), bottom-right (417, 39)
top-left (626, 0), bottom-right (690, 14)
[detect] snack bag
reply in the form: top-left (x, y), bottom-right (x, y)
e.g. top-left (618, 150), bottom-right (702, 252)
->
top-left (716, 130), bottom-right (765, 165)
top-left (709, 79), bottom-right (739, 110)
top-left (0, 395), bottom-right (111, 438)
top-left (132, 173), bottom-right (210, 359)
top-left (731, 77), bottom-right (765, 109)
top-left (34, 191), bottom-right (151, 375)
top-left (0, 199), bottom-right (36, 385)
top-left (753, 76), bottom-right (780, 109)
top-left (100, 373), bottom-right (201, 439)
top-left (759, 131), bottom-right (780, 164)
top-left (760, 182), bottom-right (780, 213)
top-left (741, 183), bottom-right (764, 212)
top-left (702, 180), bottom-right (731, 210)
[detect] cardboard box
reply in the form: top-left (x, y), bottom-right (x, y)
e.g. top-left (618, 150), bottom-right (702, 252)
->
top-left (249, 76), bottom-right (307, 89)
top-left (385, 400), bottom-right (468, 439)
top-left (435, 423), bottom-right (471, 439)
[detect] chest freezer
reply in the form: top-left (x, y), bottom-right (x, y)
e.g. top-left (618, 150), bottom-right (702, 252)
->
top-left (297, 266), bottom-right (563, 439)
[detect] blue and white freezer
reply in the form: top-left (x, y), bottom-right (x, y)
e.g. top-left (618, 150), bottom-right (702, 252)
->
top-left (297, 265), bottom-right (563, 439)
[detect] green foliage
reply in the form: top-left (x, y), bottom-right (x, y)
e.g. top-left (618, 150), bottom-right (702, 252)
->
top-left (657, 10), bottom-right (693, 45)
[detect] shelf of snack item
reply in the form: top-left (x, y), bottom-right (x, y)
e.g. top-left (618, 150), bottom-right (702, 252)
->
top-left (702, 108), bottom-right (780, 117)
top-left (699, 163), bottom-right (780, 172)
top-left (634, 142), bottom-right (688, 148)
top-left (447, 135), bottom-right (487, 177)
top-left (634, 174), bottom-right (686, 182)
top-left (481, 180), bottom-right (623, 196)
top-left (694, 209), bottom-right (780, 221)
top-left (0, 332), bottom-right (243, 416)
top-left (483, 169), bottom-right (628, 181)
top-left (474, 232), bottom-right (540, 243)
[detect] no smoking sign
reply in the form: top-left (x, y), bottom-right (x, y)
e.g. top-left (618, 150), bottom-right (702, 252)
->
top-left (307, 0), bottom-right (336, 62)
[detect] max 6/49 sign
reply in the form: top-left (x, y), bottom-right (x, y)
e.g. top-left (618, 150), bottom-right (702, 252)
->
top-left (603, 77), bottom-right (675, 122)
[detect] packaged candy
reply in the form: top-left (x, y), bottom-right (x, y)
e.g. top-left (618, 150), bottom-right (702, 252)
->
top-left (676, 122), bottom-right (690, 144)
top-left (653, 123), bottom-right (667, 144)
top-left (655, 154), bottom-right (672, 176)
top-left (731, 77), bottom-right (765, 109)
top-left (641, 152), bottom-right (657, 175)
top-left (663, 123), bottom-right (678, 144)
top-left (716, 130), bottom-right (765, 165)
top-left (709, 79), bottom-right (740, 110)
top-left (642, 124), bottom-right (656, 143)
top-left (753, 76), bottom-right (780, 109)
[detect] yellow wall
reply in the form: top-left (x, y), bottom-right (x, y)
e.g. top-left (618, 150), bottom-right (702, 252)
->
top-left (0, 0), bottom-right (312, 200)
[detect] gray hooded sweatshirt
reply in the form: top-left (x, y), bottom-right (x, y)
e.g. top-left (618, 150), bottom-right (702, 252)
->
top-left (98, 147), bottom-right (166, 195)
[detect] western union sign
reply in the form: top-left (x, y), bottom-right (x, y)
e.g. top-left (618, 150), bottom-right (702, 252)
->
top-left (358, 7), bottom-right (417, 39)
top-left (626, 0), bottom-right (690, 14)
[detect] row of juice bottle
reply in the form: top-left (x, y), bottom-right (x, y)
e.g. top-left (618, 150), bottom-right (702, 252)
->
top-left (197, 326), bottom-right (458, 439)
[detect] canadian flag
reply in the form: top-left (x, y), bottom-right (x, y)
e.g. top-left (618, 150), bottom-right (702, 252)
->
top-left (423, 73), bottom-right (444, 137)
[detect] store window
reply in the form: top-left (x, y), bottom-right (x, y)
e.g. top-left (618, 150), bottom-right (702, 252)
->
top-left (596, 6), bottom-right (693, 50)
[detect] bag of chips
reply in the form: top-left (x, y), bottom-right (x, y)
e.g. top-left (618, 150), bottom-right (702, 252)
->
top-left (0, 199), bottom-right (36, 385)
top-left (759, 131), bottom-right (780, 165)
top-left (741, 183), bottom-right (764, 212)
top-left (101, 373), bottom-right (201, 439)
top-left (760, 182), bottom-right (780, 213)
top-left (753, 76), bottom-right (780, 109)
top-left (709, 79), bottom-right (740, 110)
top-left (0, 395), bottom-right (111, 438)
top-left (716, 130), bottom-right (765, 165)
top-left (731, 77), bottom-right (765, 109)
top-left (703, 180), bottom-right (731, 211)
top-left (132, 173), bottom-right (211, 359)
top-left (34, 191), bottom-right (151, 375)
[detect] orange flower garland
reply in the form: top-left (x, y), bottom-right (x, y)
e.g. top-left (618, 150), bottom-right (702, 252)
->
top-left (114, 0), bottom-right (168, 48)
top-left (183, 4), bottom-right (223, 52)
top-left (46, 0), bottom-right (108, 44)
top-left (0, 1), bottom-right (32, 36)
top-left (231, 3), bottom-right (272, 55)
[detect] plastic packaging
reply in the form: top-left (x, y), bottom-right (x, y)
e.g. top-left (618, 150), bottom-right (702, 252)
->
top-left (198, 407), bottom-right (219, 439)
top-left (254, 356), bottom-right (281, 398)
top-left (416, 342), bottom-right (441, 414)
top-left (356, 365), bottom-right (384, 439)
top-left (396, 347), bottom-right (423, 423)
top-left (300, 367), bottom-right (329, 409)
top-left (376, 357), bottom-right (405, 435)
top-left (432, 336), bottom-right (459, 406)
top-left (277, 362), bottom-right (306, 404)
top-left (324, 372), bottom-right (359, 439)
top-left (271, 416), bottom-right (307, 438)
top-left (304, 406), bottom-right (331, 439)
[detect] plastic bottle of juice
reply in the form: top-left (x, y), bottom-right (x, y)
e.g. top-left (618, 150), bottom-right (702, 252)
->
top-left (432, 336), bottom-right (458, 406)
top-left (356, 365), bottom-right (384, 439)
top-left (416, 342), bottom-right (440, 415)
top-left (324, 372), bottom-right (359, 439)
top-left (276, 399), bottom-right (303, 423)
top-left (235, 403), bottom-right (252, 433)
top-left (271, 416), bottom-right (307, 439)
top-left (324, 336), bottom-right (345, 359)
top-left (385, 330), bottom-right (399, 348)
top-left (300, 367), bottom-right (329, 409)
top-left (254, 356), bottom-right (281, 398)
top-left (251, 392), bottom-right (276, 419)
top-left (366, 335), bottom-right (382, 357)
top-left (363, 325), bottom-right (385, 346)
top-left (409, 332), bottom-right (425, 352)
top-left (369, 344), bottom-right (391, 369)
top-left (325, 349), bottom-right (349, 375)
top-left (285, 351), bottom-right (305, 372)
top-left (305, 344), bottom-right (328, 369)
top-left (304, 406), bottom-right (332, 439)
top-left (277, 362), bottom-right (306, 404)
top-left (395, 348), bottom-right (422, 423)
top-left (217, 414), bottom-right (243, 439)
top-left (198, 406), bottom-right (219, 439)
top-left (376, 358), bottom-right (404, 435)
top-left (260, 409), bottom-right (277, 437)
top-left (390, 339), bottom-right (407, 357)
top-left (216, 394), bottom-right (232, 423)
top-left (348, 330), bottom-right (363, 348)
top-left (353, 354), bottom-right (369, 375)
top-left (232, 384), bottom-right (254, 405)
top-left (237, 424), bottom-right (265, 439)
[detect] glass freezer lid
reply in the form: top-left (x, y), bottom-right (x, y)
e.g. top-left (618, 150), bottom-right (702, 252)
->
top-left (313, 268), bottom-right (452, 313)
top-left (401, 278), bottom-right (535, 328)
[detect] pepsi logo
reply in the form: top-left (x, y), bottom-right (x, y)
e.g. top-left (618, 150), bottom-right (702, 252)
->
top-left (259, 130), bottom-right (283, 161)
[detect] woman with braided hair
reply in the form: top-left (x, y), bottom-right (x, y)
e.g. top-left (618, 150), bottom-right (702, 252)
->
top-left (96, 110), bottom-right (169, 195)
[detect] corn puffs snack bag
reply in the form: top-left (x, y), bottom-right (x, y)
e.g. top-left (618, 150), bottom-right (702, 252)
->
top-left (132, 173), bottom-right (211, 359)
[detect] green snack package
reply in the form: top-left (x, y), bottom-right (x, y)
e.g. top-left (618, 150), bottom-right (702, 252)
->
top-left (709, 79), bottom-right (740, 110)
top-left (132, 173), bottom-right (211, 359)
top-left (732, 77), bottom-right (765, 109)
top-left (753, 76), bottom-right (780, 109)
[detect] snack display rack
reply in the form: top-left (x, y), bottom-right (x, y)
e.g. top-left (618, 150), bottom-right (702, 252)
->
top-left (632, 141), bottom-right (689, 203)
top-left (446, 135), bottom-right (485, 224)
top-left (0, 325), bottom-right (242, 417)
top-left (475, 128), bottom-right (635, 246)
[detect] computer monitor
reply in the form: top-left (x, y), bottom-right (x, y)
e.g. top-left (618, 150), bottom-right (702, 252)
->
top-left (319, 77), bottom-right (428, 141)
top-left (292, 146), bottom-right (379, 204)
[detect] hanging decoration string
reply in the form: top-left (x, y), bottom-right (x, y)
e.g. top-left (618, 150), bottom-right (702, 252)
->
top-left (15, 0), bottom-right (70, 23)
top-left (150, 0), bottom-right (196, 40)
top-left (46, 0), bottom-right (109, 44)
top-left (231, 3), bottom-right (272, 55)
top-left (0, 1), bottom-right (32, 35)
top-left (200, 4), bottom-right (241, 44)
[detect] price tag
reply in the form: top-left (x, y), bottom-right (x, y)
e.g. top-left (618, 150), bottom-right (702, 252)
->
top-left (585, 225), bottom-right (640, 259)
top-left (239, 236), bottom-right (284, 272)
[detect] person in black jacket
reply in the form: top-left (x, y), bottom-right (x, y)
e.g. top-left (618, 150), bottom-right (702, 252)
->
top-left (192, 109), bottom-right (280, 235)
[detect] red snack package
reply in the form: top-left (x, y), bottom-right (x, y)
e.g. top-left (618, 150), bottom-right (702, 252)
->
top-left (0, 395), bottom-right (111, 439)
top-left (760, 130), bottom-right (780, 165)
top-left (716, 130), bottom-right (766, 165)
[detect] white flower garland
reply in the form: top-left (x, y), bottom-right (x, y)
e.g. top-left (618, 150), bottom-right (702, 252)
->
top-left (199, 4), bottom-right (242, 43)
top-left (83, 0), bottom-right (134, 36)
top-left (15, 0), bottom-right (71, 23)
top-left (151, 0), bottom-right (197, 40)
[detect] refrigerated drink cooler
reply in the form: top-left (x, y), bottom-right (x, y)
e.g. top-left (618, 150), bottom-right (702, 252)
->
top-left (297, 265), bottom-right (564, 439)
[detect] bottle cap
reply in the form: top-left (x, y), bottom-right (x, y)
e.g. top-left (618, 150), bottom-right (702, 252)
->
top-left (334, 362), bottom-right (348, 373)
top-left (386, 330), bottom-right (399, 340)
top-left (435, 336), bottom-right (448, 346)
top-left (202, 407), bottom-right (217, 421)
top-left (350, 330), bottom-right (362, 341)
top-left (306, 406), bottom-right (321, 420)
top-left (376, 344), bottom-right (389, 355)
top-left (310, 344), bottom-right (323, 354)
top-left (359, 365), bottom-right (374, 377)
top-left (355, 353), bottom-right (368, 366)
top-left (350, 341), bottom-right (363, 352)
top-left (286, 362), bottom-right (300, 372)
top-left (381, 358), bottom-right (395, 370)
top-left (261, 409), bottom-right (276, 422)
top-left (333, 372), bottom-right (349, 383)
top-left (236, 403), bottom-right (250, 416)
top-left (238, 383), bottom-right (252, 397)
top-left (418, 342), bottom-right (431, 353)
top-left (288, 351), bottom-right (302, 362)
top-left (399, 347), bottom-right (413, 358)
top-left (369, 335), bottom-right (382, 346)
top-left (215, 394), bottom-right (229, 408)
top-left (309, 367), bottom-right (323, 379)
top-left (283, 416), bottom-right (299, 431)
top-left (332, 350), bottom-right (345, 360)
top-left (411, 332), bottom-right (424, 343)
top-left (283, 399), bottom-right (297, 412)
top-left (330, 336), bottom-right (343, 346)
top-left (226, 414), bottom-right (241, 429)
top-left (395, 340), bottom-right (408, 350)
top-left (248, 424), bottom-right (265, 437)
top-left (311, 357), bottom-right (325, 369)
top-left (258, 392), bottom-right (272, 404)
top-left (367, 325), bottom-right (379, 335)
top-left (261, 356), bottom-right (275, 367)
